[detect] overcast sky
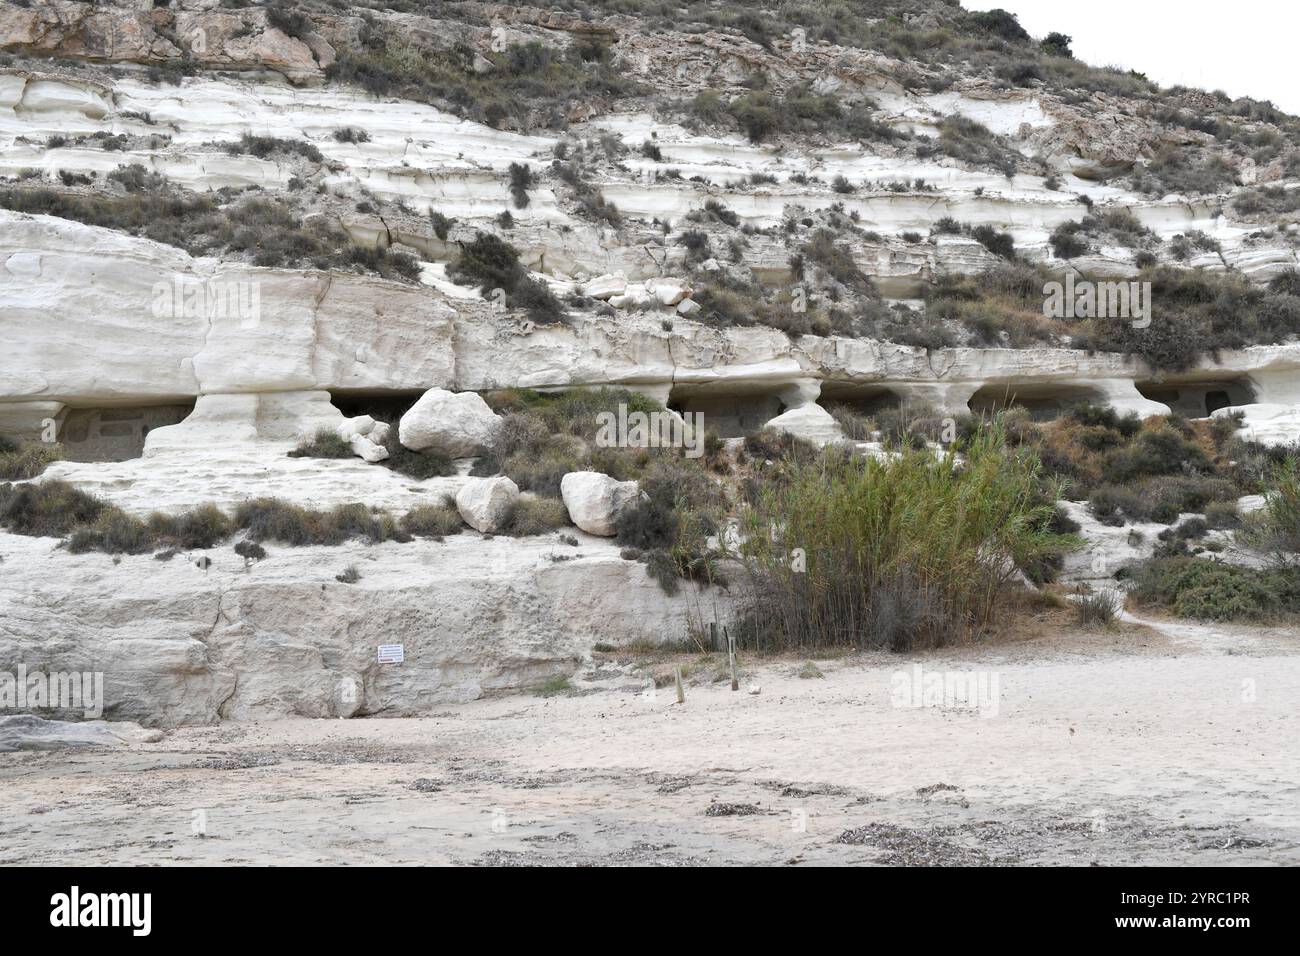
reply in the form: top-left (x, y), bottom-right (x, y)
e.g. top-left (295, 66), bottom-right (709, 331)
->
top-left (964, 1), bottom-right (1299, 114)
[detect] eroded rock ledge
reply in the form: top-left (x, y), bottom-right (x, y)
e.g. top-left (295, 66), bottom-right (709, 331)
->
top-left (4, 211), bottom-right (1299, 454)
top-left (0, 530), bottom-right (720, 727)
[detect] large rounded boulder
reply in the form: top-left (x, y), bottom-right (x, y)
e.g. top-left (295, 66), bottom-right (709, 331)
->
top-left (455, 476), bottom-right (519, 533)
top-left (398, 388), bottom-right (501, 458)
top-left (560, 471), bottom-right (641, 537)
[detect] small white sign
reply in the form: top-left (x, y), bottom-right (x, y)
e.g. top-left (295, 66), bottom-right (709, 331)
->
top-left (377, 644), bottom-right (405, 664)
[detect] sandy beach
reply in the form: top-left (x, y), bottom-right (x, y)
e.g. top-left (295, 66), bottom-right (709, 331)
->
top-left (3, 609), bottom-right (1295, 866)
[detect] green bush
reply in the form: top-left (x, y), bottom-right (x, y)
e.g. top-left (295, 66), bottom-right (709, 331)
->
top-left (151, 504), bottom-right (232, 549)
top-left (67, 510), bottom-right (153, 555)
top-left (225, 133), bottom-right (323, 164)
top-left (615, 459), bottom-right (727, 593)
top-left (0, 482), bottom-right (237, 555)
top-left (1204, 499), bottom-right (1241, 530)
top-left (448, 232), bottom-right (565, 324)
top-left (1076, 588), bottom-right (1120, 626)
top-left (1129, 556), bottom-right (1300, 620)
top-left (289, 428), bottom-right (354, 460)
top-left (234, 540), bottom-right (267, 560)
top-left (0, 188), bottom-right (419, 280)
top-left (332, 127), bottom-right (371, 144)
top-left (507, 162), bottom-right (534, 208)
top-left (234, 499), bottom-right (342, 546)
top-left (504, 496), bottom-right (570, 536)
top-left (501, 443), bottom-right (583, 496)
top-left (232, 499), bottom-right (410, 546)
top-left (1088, 484), bottom-right (1147, 526)
top-left (324, 31), bottom-right (639, 131)
top-left (930, 115), bottom-right (1018, 177)
top-left (1240, 457), bottom-right (1300, 561)
top-left (735, 426), bottom-right (1070, 650)
top-left (1102, 427), bottom-right (1209, 482)
top-left (802, 229), bottom-right (879, 296)
top-left (1041, 32), bottom-right (1073, 57)
top-left (1049, 221), bottom-right (1090, 259)
top-left (429, 210), bottom-right (455, 240)
top-left (378, 426), bottom-right (454, 480)
top-left (0, 482), bottom-right (431, 554)
top-left (970, 9), bottom-right (1031, 42)
top-left (400, 502), bottom-right (464, 538)
top-left (969, 224), bottom-right (1016, 259)
top-left (0, 439), bottom-right (62, 480)
top-left (0, 480), bottom-right (106, 537)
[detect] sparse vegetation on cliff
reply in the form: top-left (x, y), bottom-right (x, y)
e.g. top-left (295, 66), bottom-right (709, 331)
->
top-left (0, 186), bottom-right (421, 280)
top-left (0, 439), bottom-right (62, 481)
top-left (448, 232), bottom-right (565, 324)
top-left (325, 28), bottom-right (641, 130)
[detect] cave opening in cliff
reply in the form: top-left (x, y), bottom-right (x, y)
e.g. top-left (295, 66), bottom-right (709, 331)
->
top-left (667, 383), bottom-right (786, 438)
top-left (329, 389), bottom-right (429, 423)
top-left (967, 383), bottom-right (1108, 420)
top-left (56, 400), bottom-right (197, 462)
top-left (817, 383), bottom-right (903, 418)
top-left (1135, 376), bottom-right (1256, 418)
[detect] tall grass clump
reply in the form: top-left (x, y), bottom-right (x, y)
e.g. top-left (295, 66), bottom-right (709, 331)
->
top-left (1076, 588), bottom-right (1121, 627)
top-left (1239, 456), bottom-right (1300, 563)
top-left (733, 427), bottom-right (1069, 651)
top-left (0, 439), bottom-right (62, 480)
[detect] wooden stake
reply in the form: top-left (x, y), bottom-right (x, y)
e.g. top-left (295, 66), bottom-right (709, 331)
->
top-left (727, 627), bottom-right (739, 692)
top-left (674, 666), bottom-right (685, 705)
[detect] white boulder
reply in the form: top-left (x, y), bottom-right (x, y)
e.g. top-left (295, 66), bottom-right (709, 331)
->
top-left (455, 476), bottom-right (519, 533)
top-left (646, 277), bottom-right (691, 306)
top-left (0, 715), bottom-right (162, 752)
top-left (399, 388), bottom-right (501, 457)
top-left (583, 271), bottom-right (627, 299)
top-left (763, 404), bottom-right (845, 446)
top-left (561, 471), bottom-right (641, 536)
top-left (676, 297), bottom-right (701, 316)
top-left (1214, 403), bottom-right (1300, 448)
top-left (336, 415), bottom-right (390, 463)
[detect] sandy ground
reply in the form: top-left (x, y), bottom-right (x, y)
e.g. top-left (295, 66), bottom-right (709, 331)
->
top-left (1, 610), bottom-right (1297, 866)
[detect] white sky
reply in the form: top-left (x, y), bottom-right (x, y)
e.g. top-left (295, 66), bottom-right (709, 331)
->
top-left (964, 1), bottom-right (1300, 114)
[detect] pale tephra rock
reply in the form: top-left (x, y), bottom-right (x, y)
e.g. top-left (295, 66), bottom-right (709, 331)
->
top-left (0, 715), bottom-right (163, 753)
top-left (456, 476), bottom-right (519, 533)
top-left (0, 532), bottom-right (733, 726)
top-left (583, 271), bottom-right (627, 299)
top-left (1214, 403), bottom-right (1300, 448)
top-left (763, 404), bottom-right (845, 446)
top-left (561, 471), bottom-right (641, 536)
top-left (645, 277), bottom-right (691, 306)
top-left (336, 415), bottom-right (390, 463)
top-left (399, 388), bottom-right (501, 458)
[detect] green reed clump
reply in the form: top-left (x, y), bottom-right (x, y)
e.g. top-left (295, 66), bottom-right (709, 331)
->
top-left (733, 426), bottom-right (1070, 651)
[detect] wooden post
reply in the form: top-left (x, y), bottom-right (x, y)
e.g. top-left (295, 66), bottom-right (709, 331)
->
top-left (727, 627), bottom-right (739, 692)
top-left (674, 666), bottom-right (686, 705)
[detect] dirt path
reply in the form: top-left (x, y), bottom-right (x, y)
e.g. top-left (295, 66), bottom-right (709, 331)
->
top-left (1, 616), bottom-right (1296, 866)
